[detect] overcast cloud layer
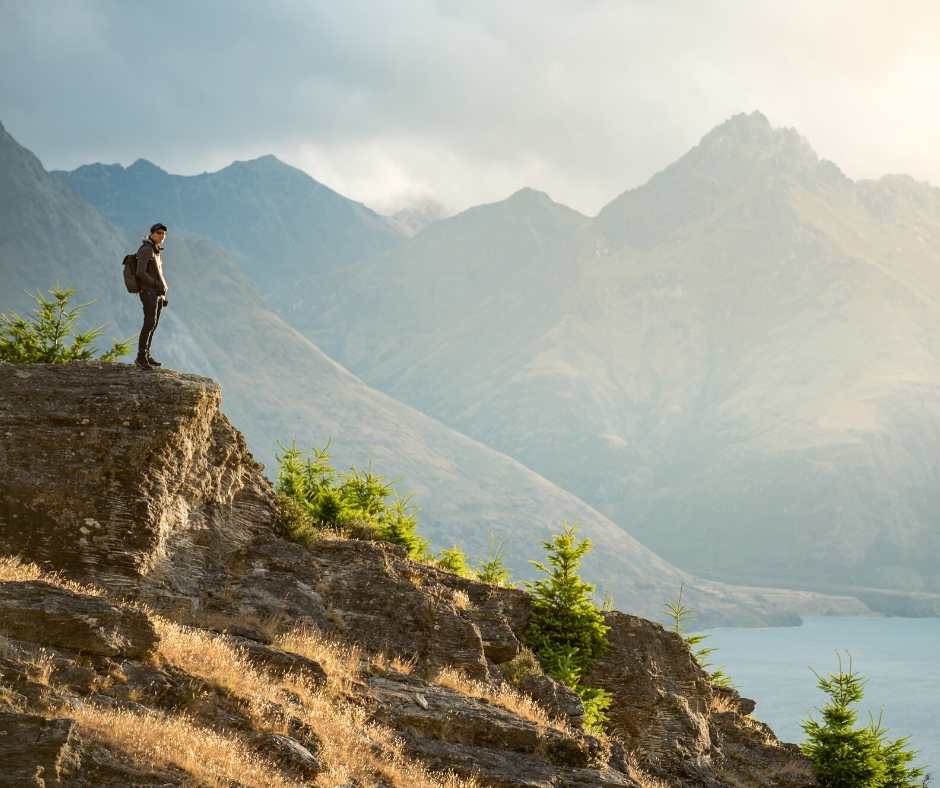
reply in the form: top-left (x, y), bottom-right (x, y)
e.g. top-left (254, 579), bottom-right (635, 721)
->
top-left (2, 0), bottom-right (939, 215)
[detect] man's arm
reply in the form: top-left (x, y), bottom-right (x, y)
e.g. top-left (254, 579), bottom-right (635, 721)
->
top-left (135, 245), bottom-right (159, 289)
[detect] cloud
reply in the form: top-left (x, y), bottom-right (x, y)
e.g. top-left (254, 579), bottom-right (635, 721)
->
top-left (3, 0), bottom-right (940, 214)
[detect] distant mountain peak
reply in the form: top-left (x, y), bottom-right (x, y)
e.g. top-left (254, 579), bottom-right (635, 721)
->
top-left (128, 158), bottom-right (168, 175)
top-left (488, 186), bottom-right (574, 214)
top-left (0, 118), bottom-right (22, 148)
top-left (472, 186), bottom-right (587, 222)
top-left (708, 110), bottom-right (773, 138)
top-left (693, 110), bottom-right (819, 168)
top-left (505, 186), bottom-right (555, 205)
top-left (229, 153), bottom-right (287, 170)
top-left (450, 186), bottom-right (586, 226)
top-left (500, 186), bottom-right (577, 213)
top-left (0, 120), bottom-right (48, 177)
top-left (594, 110), bottom-right (824, 248)
top-left (219, 154), bottom-right (330, 187)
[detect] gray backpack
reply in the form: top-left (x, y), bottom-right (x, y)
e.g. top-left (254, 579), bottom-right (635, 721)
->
top-left (122, 253), bottom-right (140, 293)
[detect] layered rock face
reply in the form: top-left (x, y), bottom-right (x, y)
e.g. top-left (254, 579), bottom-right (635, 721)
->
top-left (0, 360), bottom-right (273, 594)
top-left (0, 362), bottom-right (816, 787)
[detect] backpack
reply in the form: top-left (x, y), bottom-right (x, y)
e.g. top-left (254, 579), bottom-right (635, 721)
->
top-left (122, 253), bottom-right (140, 293)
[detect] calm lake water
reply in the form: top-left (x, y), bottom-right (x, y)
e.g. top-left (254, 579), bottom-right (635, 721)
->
top-left (699, 616), bottom-right (939, 776)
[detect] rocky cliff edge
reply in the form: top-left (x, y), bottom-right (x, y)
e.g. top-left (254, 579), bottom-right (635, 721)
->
top-left (0, 361), bottom-right (817, 787)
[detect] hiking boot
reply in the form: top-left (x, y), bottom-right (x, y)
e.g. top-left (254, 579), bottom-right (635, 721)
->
top-left (134, 356), bottom-right (152, 371)
top-left (146, 356), bottom-right (163, 367)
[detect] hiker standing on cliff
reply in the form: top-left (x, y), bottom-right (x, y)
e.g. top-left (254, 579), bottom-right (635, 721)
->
top-left (134, 223), bottom-right (169, 371)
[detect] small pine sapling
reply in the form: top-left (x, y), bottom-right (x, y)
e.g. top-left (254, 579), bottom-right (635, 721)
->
top-left (664, 583), bottom-right (732, 688)
top-left (275, 440), bottom-right (431, 556)
top-left (868, 710), bottom-right (928, 788)
top-left (376, 495), bottom-right (430, 561)
top-left (524, 523), bottom-right (612, 734)
top-left (476, 538), bottom-right (513, 587)
top-left (436, 546), bottom-right (474, 578)
top-left (0, 287), bottom-right (130, 363)
top-left (801, 652), bottom-right (926, 788)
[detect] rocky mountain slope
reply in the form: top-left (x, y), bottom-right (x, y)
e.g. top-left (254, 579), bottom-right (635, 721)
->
top-left (0, 361), bottom-right (818, 787)
top-left (0, 118), bottom-right (864, 626)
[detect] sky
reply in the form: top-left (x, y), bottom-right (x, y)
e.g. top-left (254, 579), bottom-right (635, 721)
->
top-left (2, 0), bottom-right (940, 216)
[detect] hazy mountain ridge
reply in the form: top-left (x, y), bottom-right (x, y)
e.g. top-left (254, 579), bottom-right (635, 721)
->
top-left (45, 110), bottom-right (940, 608)
top-left (54, 152), bottom-right (402, 305)
top-left (264, 112), bottom-right (940, 601)
top-left (1, 117), bottom-right (866, 626)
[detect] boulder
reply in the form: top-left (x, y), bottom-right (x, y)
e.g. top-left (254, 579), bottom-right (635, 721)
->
top-left (0, 362), bottom-right (275, 598)
top-left (226, 635), bottom-right (327, 686)
top-left (254, 732), bottom-right (321, 780)
top-left (0, 712), bottom-right (79, 786)
top-left (0, 581), bottom-right (158, 658)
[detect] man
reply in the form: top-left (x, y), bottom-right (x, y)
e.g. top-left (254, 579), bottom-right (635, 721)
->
top-left (134, 222), bottom-right (169, 370)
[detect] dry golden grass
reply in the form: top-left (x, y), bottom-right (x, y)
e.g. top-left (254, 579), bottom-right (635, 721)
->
top-left (371, 651), bottom-right (417, 675)
top-left (273, 624), bottom-right (364, 692)
top-left (625, 751), bottom-right (671, 788)
top-left (452, 589), bottom-right (472, 610)
top-left (0, 680), bottom-right (24, 711)
top-left (709, 691), bottom-right (738, 713)
top-left (183, 608), bottom-right (291, 643)
top-left (0, 558), bottom-right (475, 786)
top-left (432, 667), bottom-right (566, 733)
top-left (152, 617), bottom-right (286, 728)
top-left (154, 617), bottom-right (476, 787)
top-left (281, 685), bottom-right (475, 788)
top-left (737, 713), bottom-right (781, 748)
top-left (0, 555), bottom-right (101, 597)
top-left (0, 555), bottom-right (50, 583)
top-left (28, 648), bottom-right (55, 687)
top-left (71, 703), bottom-right (296, 788)
top-left (0, 634), bottom-right (56, 691)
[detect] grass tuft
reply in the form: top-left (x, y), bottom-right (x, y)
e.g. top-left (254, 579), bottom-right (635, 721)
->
top-left (72, 703), bottom-right (295, 788)
top-left (152, 617), bottom-right (474, 786)
top-left (432, 666), bottom-right (567, 733)
top-left (0, 555), bottom-right (101, 597)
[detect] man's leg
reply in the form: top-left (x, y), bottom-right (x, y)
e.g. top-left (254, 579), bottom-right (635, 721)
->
top-left (137, 290), bottom-right (158, 367)
top-left (146, 297), bottom-right (164, 365)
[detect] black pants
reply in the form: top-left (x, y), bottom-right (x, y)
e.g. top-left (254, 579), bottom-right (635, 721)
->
top-left (138, 290), bottom-right (163, 357)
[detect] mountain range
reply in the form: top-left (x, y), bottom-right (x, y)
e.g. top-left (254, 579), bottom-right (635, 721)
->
top-left (293, 111), bottom-right (940, 601)
top-left (59, 153), bottom-right (401, 306)
top-left (6, 109), bottom-right (938, 619)
top-left (1, 116), bottom-right (861, 627)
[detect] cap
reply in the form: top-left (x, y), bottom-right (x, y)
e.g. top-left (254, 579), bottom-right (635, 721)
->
top-left (150, 223), bottom-right (168, 234)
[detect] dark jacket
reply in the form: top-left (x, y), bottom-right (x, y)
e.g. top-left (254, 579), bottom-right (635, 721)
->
top-left (136, 239), bottom-right (168, 295)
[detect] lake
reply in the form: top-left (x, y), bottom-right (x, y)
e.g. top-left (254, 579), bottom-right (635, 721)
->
top-left (699, 616), bottom-right (939, 776)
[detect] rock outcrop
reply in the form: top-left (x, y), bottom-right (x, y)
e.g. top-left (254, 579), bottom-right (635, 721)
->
top-left (0, 581), bottom-right (157, 658)
top-left (0, 361), bottom-right (818, 786)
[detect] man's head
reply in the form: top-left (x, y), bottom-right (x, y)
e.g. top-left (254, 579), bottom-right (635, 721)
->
top-left (149, 222), bottom-right (168, 247)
